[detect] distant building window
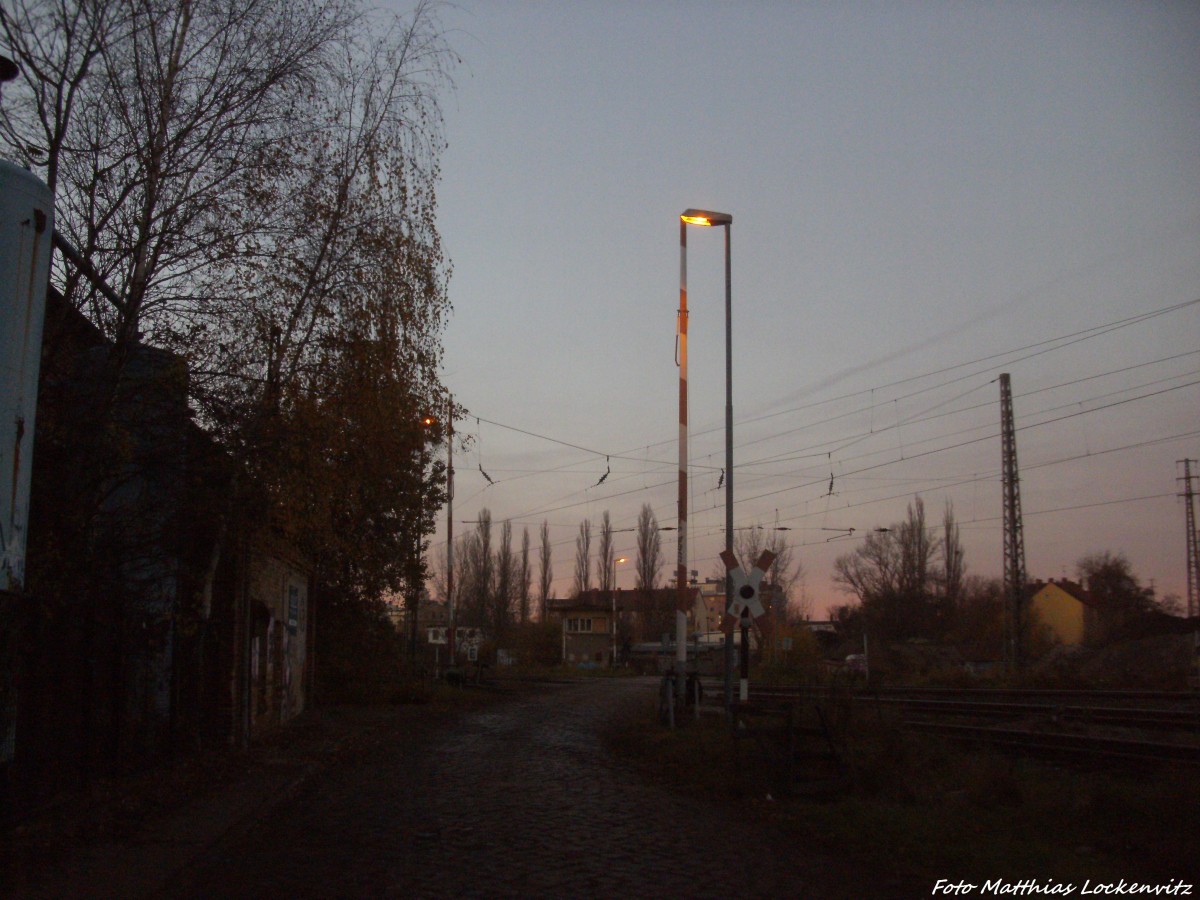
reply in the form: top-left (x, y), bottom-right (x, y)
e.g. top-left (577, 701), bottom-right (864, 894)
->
top-left (566, 618), bottom-right (593, 633)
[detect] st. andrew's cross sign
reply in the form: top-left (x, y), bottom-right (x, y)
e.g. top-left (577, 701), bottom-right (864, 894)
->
top-left (719, 549), bottom-right (776, 635)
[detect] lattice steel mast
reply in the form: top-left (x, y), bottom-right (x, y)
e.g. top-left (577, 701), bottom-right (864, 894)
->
top-left (1181, 459), bottom-right (1198, 621)
top-left (1000, 373), bottom-right (1027, 672)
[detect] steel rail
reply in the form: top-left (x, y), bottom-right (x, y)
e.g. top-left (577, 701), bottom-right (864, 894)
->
top-left (872, 697), bottom-right (1200, 731)
top-left (729, 683), bottom-right (1200, 707)
top-left (905, 720), bottom-right (1200, 765)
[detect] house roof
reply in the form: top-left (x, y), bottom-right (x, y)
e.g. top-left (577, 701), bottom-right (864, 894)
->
top-left (1029, 578), bottom-right (1096, 607)
top-left (546, 587), bottom-right (698, 614)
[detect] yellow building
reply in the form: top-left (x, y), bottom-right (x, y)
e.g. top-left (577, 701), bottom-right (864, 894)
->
top-left (1028, 579), bottom-right (1093, 645)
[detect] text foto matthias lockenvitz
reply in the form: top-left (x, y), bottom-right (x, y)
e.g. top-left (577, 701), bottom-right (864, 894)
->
top-left (933, 880), bottom-right (1193, 897)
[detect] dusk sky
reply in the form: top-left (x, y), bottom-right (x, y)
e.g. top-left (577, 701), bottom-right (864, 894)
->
top-left (414, 0), bottom-right (1199, 616)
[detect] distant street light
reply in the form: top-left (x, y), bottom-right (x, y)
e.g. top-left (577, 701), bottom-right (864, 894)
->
top-left (679, 207), bottom-right (734, 706)
top-left (611, 555), bottom-right (627, 666)
top-left (437, 397), bottom-right (456, 672)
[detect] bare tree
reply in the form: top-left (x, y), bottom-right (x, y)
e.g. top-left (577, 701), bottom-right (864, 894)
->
top-left (1075, 551), bottom-right (1159, 644)
top-left (2, 0), bottom-right (457, 607)
top-left (2, 0), bottom-right (357, 347)
top-left (833, 529), bottom-right (900, 606)
top-left (939, 501), bottom-right (966, 604)
top-left (0, 0), bottom-right (121, 195)
top-left (833, 497), bottom-right (945, 640)
top-left (517, 526), bottom-right (531, 624)
top-left (898, 496), bottom-right (934, 599)
top-left (430, 534), bottom-right (469, 610)
top-left (596, 511), bottom-right (614, 594)
top-left (635, 503), bottom-right (662, 592)
top-left (493, 520), bottom-right (514, 637)
top-left (572, 518), bottom-right (591, 597)
top-left (462, 510), bottom-right (493, 629)
top-left (538, 519), bottom-right (552, 619)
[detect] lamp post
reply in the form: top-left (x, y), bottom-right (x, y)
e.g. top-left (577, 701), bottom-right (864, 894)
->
top-left (610, 556), bottom-right (627, 666)
top-left (678, 208), bottom-right (733, 706)
top-left (411, 414), bottom-right (440, 672)
top-left (443, 395), bottom-right (456, 673)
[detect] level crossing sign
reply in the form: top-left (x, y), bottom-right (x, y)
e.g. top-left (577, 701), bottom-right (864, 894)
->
top-left (719, 549), bottom-right (775, 634)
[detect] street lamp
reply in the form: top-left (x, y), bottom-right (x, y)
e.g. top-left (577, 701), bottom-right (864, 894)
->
top-left (678, 207), bottom-right (733, 706)
top-left (610, 556), bottom-right (627, 666)
top-left (439, 396), bottom-right (457, 673)
top-left (407, 414), bottom-right (438, 671)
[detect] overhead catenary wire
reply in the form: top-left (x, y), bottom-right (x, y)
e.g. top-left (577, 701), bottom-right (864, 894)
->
top-left (433, 299), bottom-right (1197, 571)
top-left (629, 296), bottom-right (1200, 456)
top-left (453, 303), bottom-right (1197, 500)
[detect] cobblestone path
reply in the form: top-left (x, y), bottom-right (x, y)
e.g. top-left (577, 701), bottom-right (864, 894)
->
top-left (162, 678), bottom-right (850, 899)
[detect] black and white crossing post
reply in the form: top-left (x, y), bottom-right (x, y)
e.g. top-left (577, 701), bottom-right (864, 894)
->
top-left (720, 549), bottom-right (775, 702)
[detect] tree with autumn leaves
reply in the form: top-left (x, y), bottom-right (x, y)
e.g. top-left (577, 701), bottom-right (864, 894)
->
top-left (1, 0), bottom-right (456, 642)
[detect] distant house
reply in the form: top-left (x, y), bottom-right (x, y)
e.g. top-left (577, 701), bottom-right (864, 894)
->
top-left (547, 586), bottom-right (703, 667)
top-left (694, 578), bottom-right (727, 633)
top-left (385, 591), bottom-right (445, 638)
top-left (245, 544), bottom-right (311, 736)
top-left (546, 595), bottom-right (614, 666)
top-left (1028, 578), bottom-right (1094, 645)
top-left (801, 620), bottom-right (836, 635)
top-left (426, 625), bottom-right (484, 661)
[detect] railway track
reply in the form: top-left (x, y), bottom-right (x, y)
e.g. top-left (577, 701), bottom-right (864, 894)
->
top-left (702, 680), bottom-right (1200, 767)
top-left (743, 682), bottom-right (1200, 707)
top-left (856, 696), bottom-right (1200, 731)
top-left (904, 720), bottom-right (1200, 765)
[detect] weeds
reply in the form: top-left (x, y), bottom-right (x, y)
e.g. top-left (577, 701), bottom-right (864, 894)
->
top-left (604, 693), bottom-right (1199, 886)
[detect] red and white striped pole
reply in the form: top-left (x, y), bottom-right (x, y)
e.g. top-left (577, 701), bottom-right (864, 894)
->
top-left (676, 209), bottom-right (734, 705)
top-left (675, 217), bottom-right (689, 695)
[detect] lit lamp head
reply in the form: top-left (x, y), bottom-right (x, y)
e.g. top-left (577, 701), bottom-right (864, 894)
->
top-left (681, 208), bottom-right (732, 227)
top-left (417, 415), bottom-right (439, 441)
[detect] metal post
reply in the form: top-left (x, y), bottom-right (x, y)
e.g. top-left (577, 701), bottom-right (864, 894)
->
top-left (1179, 459), bottom-right (1198, 680)
top-left (446, 395), bottom-right (455, 669)
top-left (722, 221), bottom-right (735, 712)
top-left (739, 610), bottom-right (750, 702)
top-left (409, 435), bottom-right (426, 674)
top-left (1181, 459), bottom-right (1198, 620)
top-left (675, 218), bottom-right (689, 700)
top-left (1000, 373), bottom-right (1027, 673)
top-left (611, 575), bottom-right (616, 667)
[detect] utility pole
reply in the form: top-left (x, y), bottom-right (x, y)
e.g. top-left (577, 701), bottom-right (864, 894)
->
top-left (1180, 461), bottom-right (1199, 619)
top-left (446, 395), bottom-right (455, 670)
top-left (675, 217), bottom-right (689, 700)
top-left (1000, 373), bottom-right (1027, 673)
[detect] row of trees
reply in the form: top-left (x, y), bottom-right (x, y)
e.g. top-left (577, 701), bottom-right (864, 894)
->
top-left (432, 502), bottom-right (815, 640)
top-left (570, 507), bottom-right (668, 595)
top-left (436, 489), bottom-right (1180, 663)
top-left (829, 495), bottom-right (1186, 658)
top-left (832, 497), bottom-right (965, 642)
top-left (2, 0), bottom-right (456, 615)
top-left (432, 504), bottom-right (670, 638)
